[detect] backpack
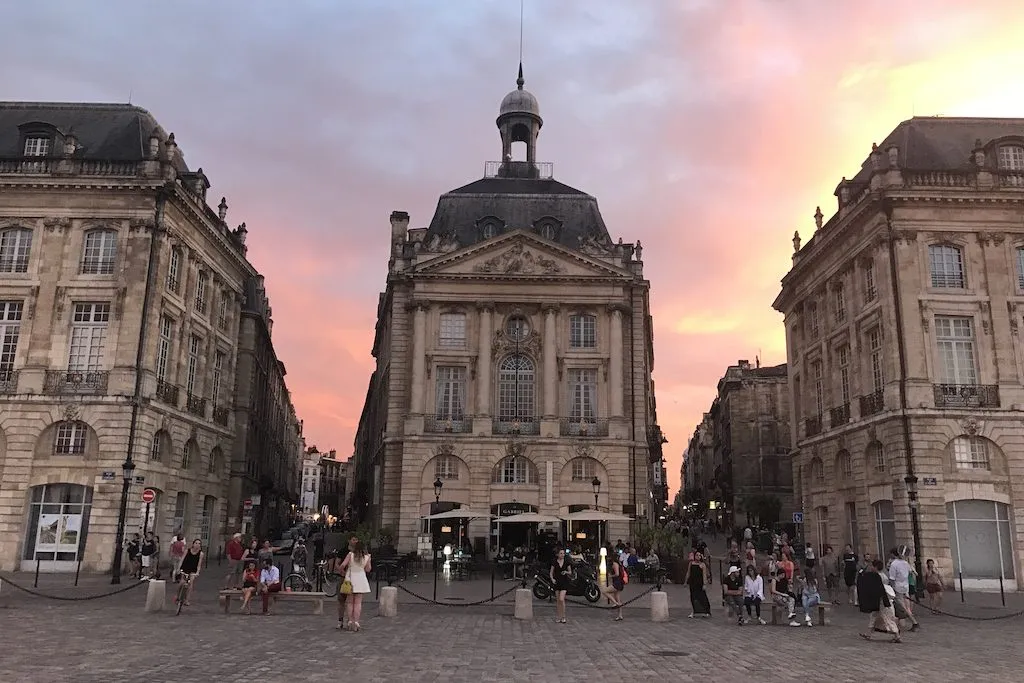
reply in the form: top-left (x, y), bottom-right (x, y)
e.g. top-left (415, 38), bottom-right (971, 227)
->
top-left (620, 565), bottom-right (629, 585)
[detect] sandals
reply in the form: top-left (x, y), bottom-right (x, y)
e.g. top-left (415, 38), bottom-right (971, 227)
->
top-left (613, 616), bottom-right (623, 621)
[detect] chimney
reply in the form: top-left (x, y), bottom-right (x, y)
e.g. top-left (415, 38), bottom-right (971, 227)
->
top-left (738, 359), bottom-right (750, 370)
top-left (390, 210), bottom-right (410, 244)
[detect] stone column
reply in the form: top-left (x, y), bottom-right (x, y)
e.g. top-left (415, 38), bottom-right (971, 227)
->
top-left (410, 303), bottom-right (427, 414)
top-left (476, 303), bottom-right (493, 416)
top-left (609, 305), bottom-right (625, 417)
top-left (543, 305), bottom-right (558, 418)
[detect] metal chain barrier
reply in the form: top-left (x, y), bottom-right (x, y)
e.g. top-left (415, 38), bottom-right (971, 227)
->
top-left (0, 574), bottom-right (147, 601)
top-left (397, 582), bottom-right (520, 607)
top-left (564, 584), bottom-right (656, 609)
top-left (910, 596), bottom-right (1024, 621)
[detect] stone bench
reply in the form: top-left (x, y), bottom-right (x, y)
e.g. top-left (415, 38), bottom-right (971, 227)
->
top-left (219, 589), bottom-right (325, 615)
top-left (769, 600), bottom-right (832, 626)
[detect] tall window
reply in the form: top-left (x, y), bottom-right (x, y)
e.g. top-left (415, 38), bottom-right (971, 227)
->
top-left (833, 283), bottom-right (846, 323)
top-left (493, 456), bottom-right (537, 484)
top-left (217, 292), bottom-right (230, 330)
top-left (0, 301), bottom-right (22, 380)
top-left (571, 457), bottom-right (596, 481)
top-left (837, 345), bottom-right (851, 405)
top-left (23, 136), bottom-right (51, 156)
top-left (845, 502), bottom-right (859, 549)
top-left (873, 500), bottom-right (896, 559)
top-left (1016, 248), bottom-right (1024, 291)
top-left (172, 492), bottom-right (189, 535)
top-left (863, 260), bottom-right (877, 303)
top-left (868, 328), bottom-right (883, 392)
top-left (811, 360), bottom-right (824, 417)
top-left (166, 247), bottom-right (181, 293)
top-left (929, 244), bottom-right (966, 288)
top-left (936, 316), bottom-right (977, 385)
top-left (54, 421), bottom-right (88, 455)
top-left (68, 303), bottom-right (110, 372)
top-left (80, 229), bottom-right (117, 274)
top-left (0, 228), bottom-right (33, 273)
top-left (568, 368), bottom-right (597, 419)
top-left (569, 314), bottom-right (597, 349)
top-left (156, 316), bottom-right (173, 381)
top-left (434, 366), bottom-right (466, 421)
top-left (194, 271), bottom-right (208, 313)
top-left (182, 442), bottom-right (195, 470)
top-left (810, 457), bottom-right (824, 483)
top-left (435, 455), bottom-right (459, 480)
top-left (199, 496), bottom-right (215, 548)
top-left (837, 451), bottom-right (853, 480)
top-left (212, 351), bottom-right (225, 404)
top-left (815, 506), bottom-right (829, 552)
top-left (868, 441), bottom-right (885, 473)
top-left (998, 145), bottom-right (1024, 170)
top-left (953, 436), bottom-right (990, 470)
top-left (498, 355), bottom-right (535, 423)
top-left (150, 430), bottom-right (168, 462)
top-left (438, 313), bottom-right (466, 349)
top-left (186, 335), bottom-right (201, 395)
top-left (808, 303), bottom-right (819, 338)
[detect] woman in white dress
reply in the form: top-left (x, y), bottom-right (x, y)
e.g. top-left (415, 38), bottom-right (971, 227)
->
top-left (340, 539), bottom-right (372, 631)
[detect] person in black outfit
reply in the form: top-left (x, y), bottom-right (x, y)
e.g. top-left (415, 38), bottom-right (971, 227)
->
top-left (857, 559), bottom-right (900, 643)
top-left (686, 552), bottom-right (712, 617)
top-left (176, 539), bottom-right (205, 606)
top-left (126, 534), bottom-right (141, 579)
top-left (842, 544), bottom-right (859, 605)
top-left (550, 548), bottom-right (574, 624)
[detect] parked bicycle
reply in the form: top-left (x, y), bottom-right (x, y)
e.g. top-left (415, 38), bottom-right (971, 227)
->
top-left (282, 559), bottom-right (341, 596)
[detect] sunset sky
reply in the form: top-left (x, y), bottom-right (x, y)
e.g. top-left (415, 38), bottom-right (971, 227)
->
top-left (3, 1), bottom-right (1023, 495)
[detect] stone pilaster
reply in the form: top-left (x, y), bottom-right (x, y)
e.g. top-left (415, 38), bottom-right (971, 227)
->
top-left (608, 305), bottom-right (625, 417)
top-left (543, 304), bottom-right (558, 418)
top-left (410, 303), bottom-right (427, 415)
top-left (476, 302), bottom-right (493, 416)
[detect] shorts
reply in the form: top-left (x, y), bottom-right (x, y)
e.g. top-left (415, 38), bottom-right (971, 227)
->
top-left (926, 583), bottom-right (942, 594)
top-left (612, 577), bottom-right (625, 592)
top-left (826, 574), bottom-right (838, 589)
top-left (243, 580), bottom-right (257, 589)
top-left (805, 559), bottom-right (816, 570)
top-left (141, 555), bottom-right (152, 568)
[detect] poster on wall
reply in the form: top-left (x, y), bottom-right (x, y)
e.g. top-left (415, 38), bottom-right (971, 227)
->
top-left (61, 515), bottom-right (81, 549)
top-left (37, 514), bottom-right (60, 547)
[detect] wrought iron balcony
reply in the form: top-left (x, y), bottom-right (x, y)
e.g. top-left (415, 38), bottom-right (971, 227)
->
top-left (156, 379), bottom-right (180, 406)
top-left (44, 370), bottom-right (108, 394)
top-left (933, 384), bottom-right (1000, 409)
top-left (213, 405), bottom-right (230, 426)
top-left (492, 418), bottom-right (540, 435)
top-left (829, 403), bottom-right (850, 428)
top-left (805, 414), bottom-right (822, 437)
top-left (80, 257), bottom-right (116, 275)
top-left (859, 390), bottom-right (884, 417)
top-left (186, 392), bottom-right (207, 417)
top-left (483, 160), bottom-right (553, 180)
top-left (0, 369), bottom-right (17, 393)
top-left (560, 417), bottom-right (610, 437)
top-left (424, 415), bottom-right (472, 433)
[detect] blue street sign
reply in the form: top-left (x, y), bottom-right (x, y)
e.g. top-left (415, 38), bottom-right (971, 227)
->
top-left (792, 512), bottom-right (804, 524)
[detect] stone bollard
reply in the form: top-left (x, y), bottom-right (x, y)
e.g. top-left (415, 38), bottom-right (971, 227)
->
top-left (514, 588), bottom-right (533, 620)
top-left (145, 580), bottom-right (166, 613)
top-left (650, 591), bottom-right (669, 622)
top-left (378, 586), bottom-right (398, 617)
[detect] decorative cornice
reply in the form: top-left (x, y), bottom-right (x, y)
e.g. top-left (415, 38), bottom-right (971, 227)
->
top-left (606, 302), bottom-right (631, 315)
top-left (977, 231), bottom-right (1006, 247)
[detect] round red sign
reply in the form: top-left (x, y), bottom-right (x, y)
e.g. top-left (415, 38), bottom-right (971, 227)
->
top-left (141, 488), bottom-right (156, 504)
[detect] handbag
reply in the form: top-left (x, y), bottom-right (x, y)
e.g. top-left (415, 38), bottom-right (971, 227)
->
top-left (340, 579), bottom-right (353, 594)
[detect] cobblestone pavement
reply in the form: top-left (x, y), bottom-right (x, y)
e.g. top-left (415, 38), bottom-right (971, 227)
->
top-left (0, 571), bottom-right (1020, 683)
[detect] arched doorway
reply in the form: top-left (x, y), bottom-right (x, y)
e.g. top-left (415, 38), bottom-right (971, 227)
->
top-left (21, 484), bottom-right (93, 572)
top-left (947, 499), bottom-right (1016, 589)
top-left (491, 502), bottom-right (539, 553)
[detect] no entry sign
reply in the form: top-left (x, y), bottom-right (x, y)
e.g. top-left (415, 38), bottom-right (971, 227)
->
top-left (141, 488), bottom-right (157, 504)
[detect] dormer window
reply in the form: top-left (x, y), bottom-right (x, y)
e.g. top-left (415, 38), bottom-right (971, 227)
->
top-left (998, 145), bottom-right (1024, 170)
top-left (23, 135), bottom-right (51, 157)
top-left (482, 222), bottom-right (498, 239)
top-left (476, 216), bottom-right (504, 241)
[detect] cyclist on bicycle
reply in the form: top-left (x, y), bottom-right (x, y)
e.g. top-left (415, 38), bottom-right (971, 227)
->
top-left (176, 539), bottom-right (204, 605)
top-left (291, 538), bottom-right (309, 577)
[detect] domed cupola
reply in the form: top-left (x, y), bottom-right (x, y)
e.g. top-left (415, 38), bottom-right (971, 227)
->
top-left (497, 63), bottom-right (543, 164)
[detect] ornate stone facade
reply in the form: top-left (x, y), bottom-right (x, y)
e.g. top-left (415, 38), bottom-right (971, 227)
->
top-left (351, 70), bottom-right (664, 556)
top-left (774, 118), bottom-right (1024, 589)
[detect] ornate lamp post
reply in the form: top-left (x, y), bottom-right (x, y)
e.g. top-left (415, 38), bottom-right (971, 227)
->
top-left (904, 474), bottom-right (924, 587)
top-left (433, 477), bottom-right (444, 503)
top-left (591, 476), bottom-right (602, 553)
top-left (110, 456), bottom-right (136, 584)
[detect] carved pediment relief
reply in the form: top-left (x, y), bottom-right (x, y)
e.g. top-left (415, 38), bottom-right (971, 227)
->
top-left (473, 242), bottom-right (564, 274)
top-left (417, 233), bottom-right (628, 278)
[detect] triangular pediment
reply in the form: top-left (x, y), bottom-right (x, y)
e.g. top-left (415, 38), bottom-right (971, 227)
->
top-left (414, 230), bottom-right (630, 278)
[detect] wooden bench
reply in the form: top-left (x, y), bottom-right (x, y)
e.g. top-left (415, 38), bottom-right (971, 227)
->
top-left (769, 601), bottom-right (832, 626)
top-left (219, 589), bottom-right (325, 615)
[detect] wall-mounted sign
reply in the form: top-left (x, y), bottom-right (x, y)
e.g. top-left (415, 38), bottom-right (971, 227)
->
top-left (101, 471), bottom-right (116, 481)
top-left (922, 477), bottom-right (938, 487)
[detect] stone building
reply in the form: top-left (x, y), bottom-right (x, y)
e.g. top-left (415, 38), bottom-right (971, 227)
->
top-left (318, 451), bottom-right (347, 520)
top-left (773, 117), bottom-right (1024, 589)
top-left (683, 413), bottom-right (714, 510)
top-left (0, 102), bottom-right (299, 572)
top-left (227, 275), bottom-right (303, 538)
top-left (351, 68), bottom-right (664, 555)
top-left (684, 361), bottom-right (793, 529)
top-left (300, 447), bottom-right (322, 515)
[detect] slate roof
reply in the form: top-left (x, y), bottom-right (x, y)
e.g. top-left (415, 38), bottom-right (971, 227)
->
top-left (423, 175), bottom-right (612, 251)
top-left (0, 102), bottom-right (184, 168)
top-left (845, 116), bottom-right (1024, 189)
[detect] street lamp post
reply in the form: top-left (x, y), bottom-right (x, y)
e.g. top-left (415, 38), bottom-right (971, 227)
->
top-left (110, 456), bottom-right (136, 584)
top-left (591, 476), bottom-right (602, 552)
top-left (433, 478), bottom-right (443, 503)
top-left (904, 474), bottom-right (924, 587)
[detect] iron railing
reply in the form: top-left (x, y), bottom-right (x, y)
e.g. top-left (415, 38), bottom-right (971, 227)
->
top-left (933, 384), bottom-right (1000, 409)
top-left (186, 392), bottom-right (207, 417)
top-left (805, 414), bottom-right (822, 437)
top-left (424, 415), bottom-right (472, 433)
top-left (483, 160), bottom-right (553, 180)
top-left (44, 370), bottom-right (108, 394)
top-left (492, 418), bottom-right (540, 435)
top-left (213, 405), bottom-right (230, 426)
top-left (0, 369), bottom-right (17, 393)
top-left (829, 403), bottom-right (850, 428)
top-left (859, 390), bottom-right (884, 417)
top-left (156, 379), bottom-right (179, 406)
top-left (80, 257), bottom-right (116, 275)
top-left (559, 417), bottom-right (610, 437)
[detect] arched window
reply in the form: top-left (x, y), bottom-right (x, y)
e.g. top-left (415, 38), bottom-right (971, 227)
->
top-left (54, 421), bottom-right (88, 455)
top-left (481, 221), bottom-right (499, 239)
top-left (505, 316), bottom-right (531, 341)
top-left (570, 457), bottom-right (598, 481)
top-left (998, 145), bottom-right (1024, 170)
top-left (809, 457), bottom-right (825, 483)
top-left (867, 441), bottom-right (885, 473)
top-left (150, 430), bottom-right (171, 463)
top-left (182, 440), bottom-right (198, 470)
top-left (81, 229), bottom-right (118, 274)
top-left (434, 454), bottom-right (460, 481)
top-left (497, 354), bottom-right (535, 427)
top-left (172, 492), bottom-right (190, 535)
top-left (208, 446), bottom-right (222, 474)
top-left (928, 244), bottom-right (965, 288)
top-left (952, 436), bottom-right (990, 470)
top-left (836, 451), bottom-right (852, 480)
top-left (0, 227), bottom-right (33, 273)
top-left (492, 456), bottom-right (538, 484)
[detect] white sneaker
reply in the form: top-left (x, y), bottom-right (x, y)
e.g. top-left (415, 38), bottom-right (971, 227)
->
top-left (788, 620), bottom-right (801, 627)
top-left (758, 617), bottom-right (767, 625)
top-left (688, 613), bottom-right (695, 618)
top-left (787, 612), bottom-right (796, 620)
top-left (805, 618), bottom-right (813, 627)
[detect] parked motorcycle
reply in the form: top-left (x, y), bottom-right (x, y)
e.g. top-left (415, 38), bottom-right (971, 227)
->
top-left (532, 561), bottom-right (601, 602)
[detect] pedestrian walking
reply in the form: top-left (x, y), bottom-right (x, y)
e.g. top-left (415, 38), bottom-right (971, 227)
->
top-left (339, 538), bottom-right (372, 631)
top-left (550, 548), bottom-right (574, 624)
top-left (742, 566), bottom-right (765, 624)
top-left (329, 540), bottom-right (354, 629)
top-left (888, 547), bottom-right (920, 632)
top-left (223, 533), bottom-right (245, 589)
top-left (821, 545), bottom-right (839, 603)
top-left (841, 544), bottom-right (858, 605)
top-left (126, 533), bottom-right (141, 579)
top-left (858, 559), bottom-right (900, 643)
top-left (924, 559), bottom-right (945, 610)
top-left (601, 548), bottom-right (625, 621)
top-left (686, 551), bottom-right (712, 618)
top-left (170, 535), bottom-right (186, 582)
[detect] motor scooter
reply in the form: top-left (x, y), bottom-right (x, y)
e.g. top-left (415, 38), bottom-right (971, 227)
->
top-left (532, 561), bottom-right (601, 602)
